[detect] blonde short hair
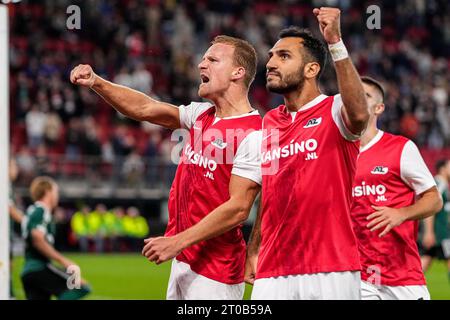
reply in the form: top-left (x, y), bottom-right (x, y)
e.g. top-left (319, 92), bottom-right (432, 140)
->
top-left (211, 35), bottom-right (257, 88)
top-left (30, 176), bottom-right (56, 202)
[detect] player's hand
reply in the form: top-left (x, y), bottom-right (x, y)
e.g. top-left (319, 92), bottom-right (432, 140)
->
top-left (313, 7), bottom-right (341, 44)
top-left (366, 205), bottom-right (408, 237)
top-left (80, 278), bottom-right (89, 287)
top-left (70, 64), bottom-right (97, 87)
top-left (244, 254), bottom-right (258, 285)
top-left (60, 257), bottom-right (78, 270)
top-left (142, 236), bottom-right (183, 265)
top-left (422, 232), bottom-right (436, 250)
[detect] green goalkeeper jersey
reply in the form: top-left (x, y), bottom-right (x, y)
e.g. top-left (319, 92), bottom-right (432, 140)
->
top-left (435, 176), bottom-right (449, 244)
top-left (21, 202), bottom-right (55, 276)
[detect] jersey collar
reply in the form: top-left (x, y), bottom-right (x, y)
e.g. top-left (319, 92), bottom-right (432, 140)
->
top-left (213, 109), bottom-right (260, 125)
top-left (286, 94), bottom-right (328, 115)
top-left (360, 130), bottom-right (384, 153)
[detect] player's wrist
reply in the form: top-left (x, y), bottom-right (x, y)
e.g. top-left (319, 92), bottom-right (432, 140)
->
top-left (397, 207), bottom-right (409, 223)
top-left (89, 73), bottom-right (99, 89)
top-left (173, 233), bottom-right (189, 251)
top-left (328, 38), bottom-right (349, 62)
top-left (327, 36), bottom-right (341, 45)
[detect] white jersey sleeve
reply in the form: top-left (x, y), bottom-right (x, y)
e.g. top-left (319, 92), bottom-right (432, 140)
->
top-left (400, 140), bottom-right (436, 195)
top-left (331, 94), bottom-right (361, 141)
top-left (231, 130), bottom-right (262, 185)
top-left (179, 102), bottom-right (214, 129)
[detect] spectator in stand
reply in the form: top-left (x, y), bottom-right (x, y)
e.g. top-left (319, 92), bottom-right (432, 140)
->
top-left (131, 61), bottom-right (153, 95)
top-left (65, 118), bottom-right (85, 161)
top-left (35, 144), bottom-right (50, 176)
top-left (15, 146), bottom-right (36, 184)
top-left (44, 111), bottom-right (62, 148)
top-left (113, 66), bottom-right (134, 89)
top-left (82, 116), bottom-right (102, 181)
top-left (110, 125), bottom-right (135, 182)
top-left (122, 150), bottom-right (145, 187)
top-left (25, 104), bottom-right (47, 150)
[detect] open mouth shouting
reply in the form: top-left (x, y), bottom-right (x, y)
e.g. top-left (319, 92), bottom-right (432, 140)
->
top-left (200, 74), bottom-right (210, 84)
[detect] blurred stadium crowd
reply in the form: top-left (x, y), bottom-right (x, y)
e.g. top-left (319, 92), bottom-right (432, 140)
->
top-left (6, 0), bottom-right (450, 244)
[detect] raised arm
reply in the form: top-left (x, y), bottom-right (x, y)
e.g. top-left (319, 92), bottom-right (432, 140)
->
top-left (70, 64), bottom-right (180, 129)
top-left (142, 175), bottom-right (261, 264)
top-left (313, 7), bottom-right (369, 135)
top-left (9, 205), bottom-right (24, 224)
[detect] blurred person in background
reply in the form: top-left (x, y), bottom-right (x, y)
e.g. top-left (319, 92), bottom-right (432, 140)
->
top-left (88, 204), bottom-right (108, 253)
top-left (70, 205), bottom-right (90, 253)
top-left (121, 150), bottom-right (145, 187)
top-left (21, 177), bottom-right (91, 300)
top-left (25, 104), bottom-right (47, 150)
top-left (122, 207), bottom-right (149, 251)
top-left (15, 146), bottom-right (36, 184)
top-left (101, 207), bottom-right (120, 252)
top-left (420, 159), bottom-right (450, 284)
top-left (113, 207), bottom-right (127, 252)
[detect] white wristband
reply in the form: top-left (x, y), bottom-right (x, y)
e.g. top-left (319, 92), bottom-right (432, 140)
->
top-left (328, 39), bottom-right (349, 62)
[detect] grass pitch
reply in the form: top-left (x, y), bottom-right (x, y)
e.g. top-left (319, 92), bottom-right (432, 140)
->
top-left (11, 253), bottom-right (450, 300)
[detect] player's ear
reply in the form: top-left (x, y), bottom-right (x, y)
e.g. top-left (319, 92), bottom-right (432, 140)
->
top-left (304, 62), bottom-right (320, 79)
top-left (231, 67), bottom-right (245, 81)
top-left (374, 103), bottom-right (385, 116)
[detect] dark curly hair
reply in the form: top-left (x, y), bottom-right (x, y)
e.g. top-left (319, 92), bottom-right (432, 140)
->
top-left (278, 26), bottom-right (327, 79)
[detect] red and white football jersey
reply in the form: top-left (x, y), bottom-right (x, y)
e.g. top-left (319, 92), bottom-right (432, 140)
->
top-left (351, 130), bottom-right (436, 286)
top-left (165, 102), bottom-right (262, 284)
top-left (256, 94), bottom-right (362, 280)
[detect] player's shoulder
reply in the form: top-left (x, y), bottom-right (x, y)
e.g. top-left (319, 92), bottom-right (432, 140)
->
top-left (179, 101), bottom-right (215, 128)
top-left (26, 203), bottom-right (46, 224)
top-left (183, 101), bottom-right (214, 112)
top-left (381, 131), bottom-right (411, 147)
top-left (27, 203), bottom-right (44, 216)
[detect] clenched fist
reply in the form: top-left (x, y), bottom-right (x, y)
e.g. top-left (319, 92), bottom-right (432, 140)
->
top-left (313, 7), bottom-right (342, 44)
top-left (70, 64), bottom-right (97, 87)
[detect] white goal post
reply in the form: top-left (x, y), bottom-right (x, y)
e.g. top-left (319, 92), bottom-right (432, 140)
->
top-left (0, 4), bottom-right (10, 300)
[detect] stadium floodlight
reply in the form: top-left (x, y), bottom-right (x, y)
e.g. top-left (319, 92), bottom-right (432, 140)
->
top-left (1, 0), bottom-right (22, 4)
top-left (0, 4), bottom-right (10, 301)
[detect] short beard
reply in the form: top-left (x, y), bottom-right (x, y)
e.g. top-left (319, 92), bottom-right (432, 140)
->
top-left (266, 65), bottom-right (305, 94)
